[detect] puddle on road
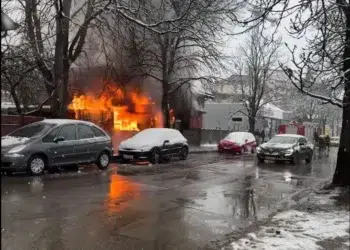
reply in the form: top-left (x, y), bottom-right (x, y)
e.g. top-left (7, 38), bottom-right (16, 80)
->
top-left (104, 174), bottom-right (140, 215)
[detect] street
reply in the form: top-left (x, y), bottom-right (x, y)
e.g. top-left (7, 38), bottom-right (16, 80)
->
top-left (1, 149), bottom-right (337, 250)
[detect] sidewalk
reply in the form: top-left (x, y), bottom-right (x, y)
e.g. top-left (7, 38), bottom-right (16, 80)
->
top-left (223, 187), bottom-right (350, 250)
top-left (190, 144), bottom-right (218, 154)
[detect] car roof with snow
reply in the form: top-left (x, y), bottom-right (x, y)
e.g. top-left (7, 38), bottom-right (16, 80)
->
top-left (41, 119), bottom-right (96, 126)
top-left (140, 128), bottom-right (179, 133)
top-left (275, 134), bottom-right (305, 138)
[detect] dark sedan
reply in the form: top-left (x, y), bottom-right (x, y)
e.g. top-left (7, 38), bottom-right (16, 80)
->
top-left (256, 134), bottom-right (314, 164)
top-left (1, 119), bottom-right (113, 175)
top-left (118, 128), bottom-right (189, 164)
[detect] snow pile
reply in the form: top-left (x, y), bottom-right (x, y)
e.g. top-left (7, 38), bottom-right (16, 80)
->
top-left (228, 210), bottom-right (349, 250)
top-left (226, 190), bottom-right (350, 250)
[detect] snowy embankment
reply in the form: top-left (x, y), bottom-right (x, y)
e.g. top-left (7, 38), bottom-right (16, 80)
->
top-left (225, 188), bottom-right (350, 250)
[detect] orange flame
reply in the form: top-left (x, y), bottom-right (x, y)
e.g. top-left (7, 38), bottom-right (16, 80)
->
top-left (68, 82), bottom-right (163, 131)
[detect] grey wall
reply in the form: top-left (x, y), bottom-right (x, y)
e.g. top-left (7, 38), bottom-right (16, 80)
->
top-left (183, 128), bottom-right (230, 146)
top-left (202, 103), bottom-right (249, 131)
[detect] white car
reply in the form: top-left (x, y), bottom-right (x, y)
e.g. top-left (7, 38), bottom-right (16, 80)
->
top-left (118, 128), bottom-right (189, 164)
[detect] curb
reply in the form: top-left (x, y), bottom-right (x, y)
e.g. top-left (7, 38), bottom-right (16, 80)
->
top-left (189, 149), bottom-right (218, 154)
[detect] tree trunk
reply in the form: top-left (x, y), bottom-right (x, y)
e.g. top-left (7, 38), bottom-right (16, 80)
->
top-left (248, 117), bottom-right (255, 133)
top-left (10, 88), bottom-right (22, 115)
top-left (162, 90), bottom-right (170, 128)
top-left (52, 0), bottom-right (71, 118)
top-left (332, 104), bottom-right (350, 186)
top-left (332, 9), bottom-right (350, 187)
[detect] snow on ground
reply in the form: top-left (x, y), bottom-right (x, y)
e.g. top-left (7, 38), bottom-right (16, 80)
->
top-left (200, 143), bottom-right (218, 147)
top-left (226, 189), bottom-right (350, 250)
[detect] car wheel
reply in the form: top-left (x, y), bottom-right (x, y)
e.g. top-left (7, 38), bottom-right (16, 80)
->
top-left (96, 151), bottom-right (110, 169)
top-left (179, 146), bottom-right (189, 160)
top-left (150, 148), bottom-right (161, 164)
top-left (251, 147), bottom-right (255, 154)
top-left (28, 155), bottom-right (46, 176)
top-left (258, 157), bottom-right (264, 164)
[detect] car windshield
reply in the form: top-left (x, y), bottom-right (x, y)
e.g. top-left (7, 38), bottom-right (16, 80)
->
top-left (268, 136), bottom-right (298, 144)
top-left (8, 123), bottom-right (55, 138)
top-left (131, 129), bottom-right (165, 142)
top-left (224, 132), bottom-right (246, 142)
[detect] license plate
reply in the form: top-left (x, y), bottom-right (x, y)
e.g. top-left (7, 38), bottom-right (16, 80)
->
top-left (224, 147), bottom-right (230, 149)
top-left (265, 156), bottom-right (276, 160)
top-left (123, 154), bottom-right (134, 160)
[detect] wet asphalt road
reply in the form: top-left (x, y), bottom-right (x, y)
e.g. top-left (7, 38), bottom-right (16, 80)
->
top-left (1, 148), bottom-right (338, 250)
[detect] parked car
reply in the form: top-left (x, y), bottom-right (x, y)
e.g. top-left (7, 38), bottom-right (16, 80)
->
top-left (1, 119), bottom-right (113, 175)
top-left (330, 136), bottom-right (340, 146)
top-left (118, 128), bottom-right (188, 164)
top-left (218, 132), bottom-right (257, 154)
top-left (256, 134), bottom-right (314, 164)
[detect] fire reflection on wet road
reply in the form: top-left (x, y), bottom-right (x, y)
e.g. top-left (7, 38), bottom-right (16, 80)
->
top-left (105, 175), bottom-right (140, 215)
top-left (1, 148), bottom-right (338, 250)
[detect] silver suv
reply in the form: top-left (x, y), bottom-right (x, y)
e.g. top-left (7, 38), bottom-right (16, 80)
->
top-left (1, 119), bottom-right (113, 175)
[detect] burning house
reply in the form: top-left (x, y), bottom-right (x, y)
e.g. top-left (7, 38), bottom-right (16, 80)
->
top-left (67, 67), bottom-right (167, 150)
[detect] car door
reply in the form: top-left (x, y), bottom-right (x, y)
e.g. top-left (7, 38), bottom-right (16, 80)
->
top-left (245, 133), bottom-right (256, 152)
top-left (42, 127), bottom-right (60, 165)
top-left (171, 130), bottom-right (186, 155)
top-left (160, 131), bottom-right (173, 156)
top-left (75, 124), bottom-right (99, 163)
top-left (50, 124), bottom-right (78, 165)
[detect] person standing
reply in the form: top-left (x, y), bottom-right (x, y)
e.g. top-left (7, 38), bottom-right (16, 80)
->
top-left (261, 129), bottom-right (265, 143)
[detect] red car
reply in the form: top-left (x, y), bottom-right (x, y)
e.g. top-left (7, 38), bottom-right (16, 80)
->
top-left (218, 132), bottom-right (257, 154)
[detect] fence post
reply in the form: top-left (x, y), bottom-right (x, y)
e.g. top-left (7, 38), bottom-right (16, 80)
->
top-left (19, 114), bottom-right (24, 126)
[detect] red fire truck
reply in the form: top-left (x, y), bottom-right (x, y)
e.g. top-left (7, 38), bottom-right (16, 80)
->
top-left (278, 121), bottom-right (316, 141)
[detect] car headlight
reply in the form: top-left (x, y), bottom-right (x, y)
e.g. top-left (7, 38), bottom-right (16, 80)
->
top-left (8, 145), bottom-right (26, 154)
top-left (284, 148), bottom-right (294, 154)
top-left (256, 147), bottom-right (263, 153)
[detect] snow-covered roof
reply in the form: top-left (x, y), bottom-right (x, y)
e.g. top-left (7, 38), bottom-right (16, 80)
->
top-left (42, 119), bottom-right (95, 126)
top-left (276, 134), bottom-right (304, 138)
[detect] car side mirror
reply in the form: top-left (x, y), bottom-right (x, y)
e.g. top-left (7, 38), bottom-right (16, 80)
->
top-left (245, 139), bottom-right (248, 142)
top-left (54, 136), bottom-right (65, 143)
top-left (163, 140), bottom-right (170, 145)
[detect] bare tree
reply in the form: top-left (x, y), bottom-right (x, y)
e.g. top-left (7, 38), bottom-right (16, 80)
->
top-left (231, 27), bottom-right (282, 132)
top-left (276, 0), bottom-right (350, 186)
top-left (221, 0), bottom-right (350, 186)
top-left (1, 40), bottom-right (48, 115)
top-left (94, 0), bottom-right (239, 127)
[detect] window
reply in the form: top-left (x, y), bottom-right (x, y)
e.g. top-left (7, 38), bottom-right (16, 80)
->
top-left (42, 128), bottom-right (59, 142)
top-left (57, 125), bottom-right (76, 141)
top-left (299, 137), bottom-right (307, 144)
top-left (232, 117), bottom-right (243, 122)
top-left (92, 126), bottom-right (106, 137)
top-left (78, 124), bottom-right (95, 139)
top-left (9, 123), bottom-right (55, 138)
